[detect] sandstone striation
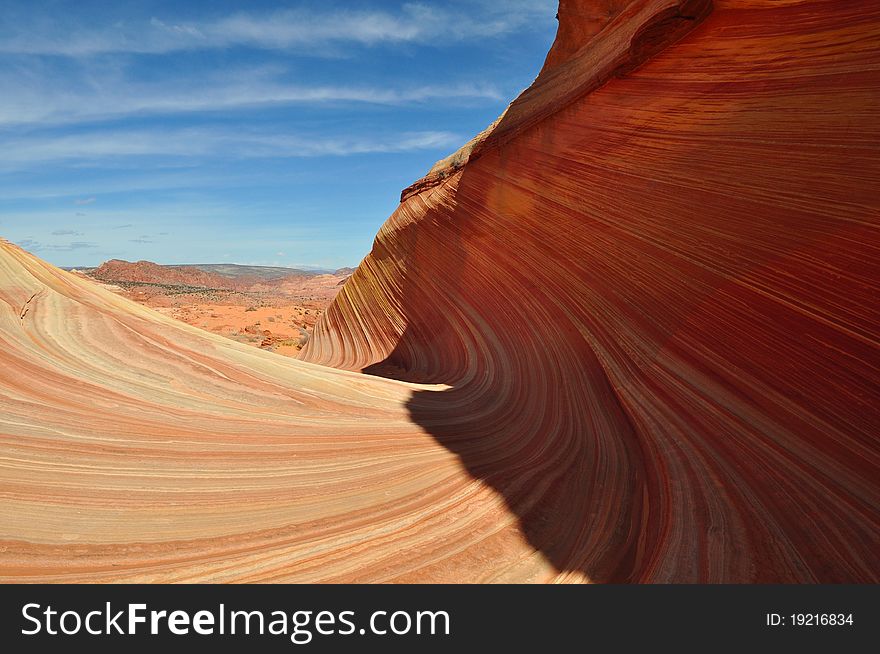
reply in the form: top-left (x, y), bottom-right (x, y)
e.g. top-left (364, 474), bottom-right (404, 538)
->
top-left (303, 0), bottom-right (880, 581)
top-left (1, 0), bottom-right (878, 582)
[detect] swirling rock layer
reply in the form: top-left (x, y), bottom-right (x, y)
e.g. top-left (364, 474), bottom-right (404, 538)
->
top-left (3, 240), bottom-right (551, 582)
top-left (1, 0), bottom-right (878, 583)
top-left (303, 0), bottom-right (880, 582)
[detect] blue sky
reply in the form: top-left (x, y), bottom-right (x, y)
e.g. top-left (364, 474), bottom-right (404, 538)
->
top-left (0, 0), bottom-right (558, 269)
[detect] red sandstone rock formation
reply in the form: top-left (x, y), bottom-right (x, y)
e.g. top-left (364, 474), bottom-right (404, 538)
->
top-left (0, 0), bottom-right (877, 583)
top-left (303, 0), bottom-right (880, 581)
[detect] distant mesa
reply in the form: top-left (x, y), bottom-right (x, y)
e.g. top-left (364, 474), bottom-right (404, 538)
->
top-left (91, 259), bottom-right (339, 288)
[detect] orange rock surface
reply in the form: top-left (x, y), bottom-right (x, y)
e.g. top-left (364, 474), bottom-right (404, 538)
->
top-left (304, 0), bottom-right (880, 581)
top-left (1, 0), bottom-right (878, 582)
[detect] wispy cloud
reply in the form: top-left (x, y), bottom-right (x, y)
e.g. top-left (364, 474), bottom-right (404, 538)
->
top-left (18, 238), bottom-right (97, 252)
top-left (0, 127), bottom-right (462, 169)
top-left (0, 65), bottom-right (501, 127)
top-left (0, 3), bottom-right (523, 128)
top-left (51, 229), bottom-right (83, 236)
top-left (74, 197), bottom-right (96, 205)
top-left (0, 2), bottom-right (556, 56)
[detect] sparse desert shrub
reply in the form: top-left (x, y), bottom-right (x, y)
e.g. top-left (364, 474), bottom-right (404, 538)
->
top-left (277, 338), bottom-right (300, 348)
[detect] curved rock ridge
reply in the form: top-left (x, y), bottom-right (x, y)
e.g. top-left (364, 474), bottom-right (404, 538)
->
top-left (0, 0), bottom-right (878, 583)
top-left (401, 0), bottom-right (713, 201)
top-left (2, 238), bottom-right (576, 582)
top-left (302, 0), bottom-right (880, 582)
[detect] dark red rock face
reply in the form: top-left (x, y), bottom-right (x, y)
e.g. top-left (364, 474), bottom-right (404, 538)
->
top-left (303, 0), bottom-right (880, 582)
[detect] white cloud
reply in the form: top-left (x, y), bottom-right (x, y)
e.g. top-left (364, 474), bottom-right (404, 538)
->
top-left (0, 127), bottom-right (462, 169)
top-left (17, 238), bottom-right (97, 252)
top-left (0, 3), bottom-right (539, 128)
top-left (0, 62), bottom-right (501, 127)
top-left (0, 2), bottom-right (557, 56)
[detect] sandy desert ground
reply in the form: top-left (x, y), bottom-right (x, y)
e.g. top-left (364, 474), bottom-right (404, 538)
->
top-left (72, 260), bottom-right (349, 357)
